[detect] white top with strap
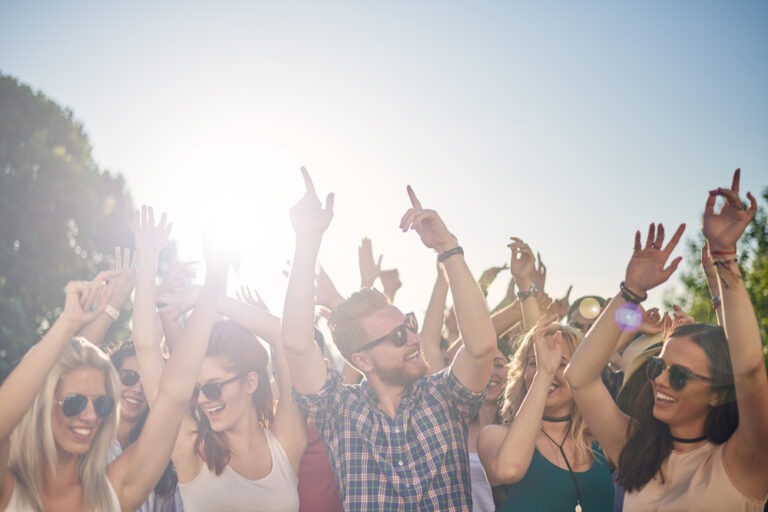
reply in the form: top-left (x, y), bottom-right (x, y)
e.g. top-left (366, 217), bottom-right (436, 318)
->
top-left (178, 428), bottom-right (299, 512)
top-left (469, 451), bottom-right (495, 512)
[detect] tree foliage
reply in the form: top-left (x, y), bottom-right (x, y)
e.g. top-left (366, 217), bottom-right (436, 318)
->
top-left (0, 73), bottom-right (134, 380)
top-left (665, 188), bottom-right (768, 366)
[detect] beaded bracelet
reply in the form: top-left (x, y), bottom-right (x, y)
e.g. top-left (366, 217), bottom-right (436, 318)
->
top-left (620, 281), bottom-right (647, 304)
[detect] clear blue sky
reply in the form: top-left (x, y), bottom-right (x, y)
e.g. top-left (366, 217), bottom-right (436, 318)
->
top-left (2, 0), bottom-right (766, 319)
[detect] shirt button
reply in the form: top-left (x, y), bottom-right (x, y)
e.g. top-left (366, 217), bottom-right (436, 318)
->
top-left (395, 427), bottom-right (400, 433)
top-left (398, 460), bottom-right (404, 467)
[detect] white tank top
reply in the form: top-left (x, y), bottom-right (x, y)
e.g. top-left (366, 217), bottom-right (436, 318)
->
top-left (179, 428), bottom-right (299, 512)
top-left (5, 475), bottom-right (121, 511)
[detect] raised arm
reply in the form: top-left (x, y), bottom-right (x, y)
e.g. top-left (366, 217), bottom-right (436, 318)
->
top-left (131, 205), bottom-right (172, 403)
top-left (421, 263), bottom-right (451, 373)
top-left (109, 228), bottom-right (226, 511)
top-left (399, 186), bottom-right (495, 392)
top-left (77, 247), bottom-right (136, 345)
top-left (565, 222), bottom-right (685, 463)
top-left (478, 316), bottom-right (562, 485)
top-left (0, 280), bottom-right (111, 501)
top-left (508, 238), bottom-right (543, 329)
top-left (703, 169), bottom-right (768, 495)
top-left (358, 237), bottom-right (382, 289)
top-left (701, 241), bottom-right (725, 326)
top-left (282, 167), bottom-right (334, 394)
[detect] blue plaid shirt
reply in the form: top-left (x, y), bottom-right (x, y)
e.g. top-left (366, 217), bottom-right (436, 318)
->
top-left (293, 366), bottom-right (485, 512)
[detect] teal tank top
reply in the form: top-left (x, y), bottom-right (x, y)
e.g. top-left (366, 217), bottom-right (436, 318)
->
top-left (498, 442), bottom-right (614, 511)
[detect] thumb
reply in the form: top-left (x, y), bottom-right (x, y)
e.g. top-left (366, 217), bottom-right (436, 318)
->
top-left (325, 193), bottom-right (335, 215)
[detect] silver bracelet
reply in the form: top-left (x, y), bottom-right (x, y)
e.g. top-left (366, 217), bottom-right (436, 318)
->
top-left (104, 304), bottom-right (120, 321)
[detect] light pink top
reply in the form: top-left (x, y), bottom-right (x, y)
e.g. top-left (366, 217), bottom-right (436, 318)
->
top-left (623, 441), bottom-right (767, 511)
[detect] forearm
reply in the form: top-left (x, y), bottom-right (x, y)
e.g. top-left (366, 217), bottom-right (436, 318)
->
top-left (161, 275), bottom-right (222, 401)
top-left (717, 263), bottom-right (765, 374)
top-left (491, 300), bottom-right (523, 336)
top-left (489, 372), bottom-right (553, 483)
top-left (0, 316), bottom-right (79, 440)
top-left (159, 313), bottom-right (185, 353)
top-left (282, 236), bottom-right (322, 355)
top-left (443, 254), bottom-right (495, 358)
top-left (421, 275), bottom-right (450, 372)
top-left (217, 295), bottom-right (281, 345)
top-left (516, 277), bottom-right (542, 330)
top-left (133, 254), bottom-right (165, 403)
top-left (566, 293), bottom-right (625, 389)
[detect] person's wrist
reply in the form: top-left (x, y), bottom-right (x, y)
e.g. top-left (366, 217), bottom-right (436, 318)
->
top-left (516, 277), bottom-right (533, 290)
top-left (706, 242), bottom-right (737, 255)
top-left (58, 312), bottom-right (86, 332)
top-left (434, 235), bottom-right (459, 254)
top-left (622, 279), bottom-right (646, 296)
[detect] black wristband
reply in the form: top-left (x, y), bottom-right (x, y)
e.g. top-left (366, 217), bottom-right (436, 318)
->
top-left (620, 281), bottom-right (647, 304)
top-left (437, 246), bottom-right (464, 263)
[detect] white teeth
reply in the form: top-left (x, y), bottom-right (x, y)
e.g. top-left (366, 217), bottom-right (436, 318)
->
top-left (405, 352), bottom-right (419, 361)
top-left (124, 397), bottom-right (140, 405)
top-left (549, 385), bottom-right (557, 391)
top-left (207, 405), bottom-right (224, 414)
top-left (73, 428), bottom-right (91, 436)
top-left (656, 392), bottom-right (677, 402)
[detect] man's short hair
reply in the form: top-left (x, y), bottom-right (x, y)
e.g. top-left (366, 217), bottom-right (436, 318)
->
top-left (329, 288), bottom-right (389, 363)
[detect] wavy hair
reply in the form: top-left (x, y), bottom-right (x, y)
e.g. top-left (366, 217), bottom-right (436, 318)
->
top-left (501, 323), bottom-right (596, 466)
top-left (616, 323), bottom-right (738, 491)
top-left (193, 320), bottom-right (274, 475)
top-left (9, 337), bottom-right (120, 512)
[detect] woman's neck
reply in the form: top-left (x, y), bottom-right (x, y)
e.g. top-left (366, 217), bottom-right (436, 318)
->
top-left (223, 407), bottom-right (266, 455)
top-left (476, 400), bottom-right (499, 426)
top-left (117, 418), bottom-right (138, 448)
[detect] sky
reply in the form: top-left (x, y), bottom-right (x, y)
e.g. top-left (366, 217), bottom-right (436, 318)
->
top-left (1, 0), bottom-right (767, 323)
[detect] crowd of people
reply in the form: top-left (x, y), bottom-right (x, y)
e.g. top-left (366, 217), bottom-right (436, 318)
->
top-left (0, 168), bottom-right (766, 511)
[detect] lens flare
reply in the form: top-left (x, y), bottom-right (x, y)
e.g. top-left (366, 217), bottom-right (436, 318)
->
top-left (614, 303), bottom-right (643, 332)
top-left (579, 297), bottom-right (602, 319)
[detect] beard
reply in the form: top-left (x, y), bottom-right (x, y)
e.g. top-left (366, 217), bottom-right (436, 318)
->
top-left (377, 356), bottom-right (428, 387)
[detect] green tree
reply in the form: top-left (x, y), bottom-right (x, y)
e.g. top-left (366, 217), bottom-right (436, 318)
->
top-left (665, 188), bottom-right (768, 366)
top-left (0, 73), bottom-right (134, 381)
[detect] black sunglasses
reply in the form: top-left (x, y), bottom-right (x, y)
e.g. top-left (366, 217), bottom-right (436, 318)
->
top-left (193, 373), bottom-right (248, 401)
top-left (56, 394), bottom-right (115, 418)
top-left (119, 369), bottom-right (141, 387)
top-left (358, 312), bottom-right (418, 352)
top-left (646, 356), bottom-right (714, 391)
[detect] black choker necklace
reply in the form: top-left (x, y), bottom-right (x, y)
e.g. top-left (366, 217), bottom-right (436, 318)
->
top-left (671, 434), bottom-right (707, 444)
top-left (543, 414), bottom-right (572, 423)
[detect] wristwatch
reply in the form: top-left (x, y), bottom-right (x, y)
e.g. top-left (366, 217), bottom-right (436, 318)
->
top-left (516, 283), bottom-right (539, 301)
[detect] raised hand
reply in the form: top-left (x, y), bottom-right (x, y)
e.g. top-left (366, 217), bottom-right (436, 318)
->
top-left (133, 205), bottom-right (172, 256)
top-left (507, 237), bottom-right (536, 283)
top-left (157, 283), bottom-right (202, 319)
top-left (624, 222), bottom-right (686, 295)
top-left (399, 186), bottom-right (457, 253)
top-left (157, 259), bottom-right (196, 296)
top-left (670, 304), bottom-right (695, 331)
top-left (380, 268), bottom-right (402, 302)
top-left (548, 285), bottom-right (572, 320)
top-left (531, 315), bottom-right (562, 376)
top-left (531, 252), bottom-right (547, 291)
top-left (61, 279), bottom-right (115, 328)
top-left (703, 168), bottom-right (757, 253)
top-left (107, 246), bottom-right (137, 301)
top-left (289, 167), bottom-right (334, 238)
top-left (358, 238), bottom-right (382, 288)
top-left (236, 286), bottom-right (269, 312)
top-left (478, 264), bottom-right (508, 294)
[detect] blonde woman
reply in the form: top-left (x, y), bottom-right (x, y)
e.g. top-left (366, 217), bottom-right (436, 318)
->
top-left (478, 317), bottom-right (614, 511)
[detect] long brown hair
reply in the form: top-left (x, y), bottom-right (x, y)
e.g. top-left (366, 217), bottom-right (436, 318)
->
top-left (616, 323), bottom-right (738, 491)
top-left (193, 321), bottom-right (274, 475)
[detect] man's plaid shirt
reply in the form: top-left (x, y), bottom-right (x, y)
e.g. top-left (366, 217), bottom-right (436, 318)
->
top-left (293, 366), bottom-right (485, 512)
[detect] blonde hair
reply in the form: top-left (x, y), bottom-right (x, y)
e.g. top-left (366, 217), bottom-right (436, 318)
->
top-left (9, 337), bottom-right (121, 511)
top-left (328, 288), bottom-right (389, 363)
top-left (501, 323), bottom-right (596, 466)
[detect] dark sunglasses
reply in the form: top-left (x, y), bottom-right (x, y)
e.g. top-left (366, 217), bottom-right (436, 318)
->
top-left (119, 369), bottom-right (141, 387)
top-left (646, 356), bottom-right (714, 391)
top-left (56, 394), bottom-right (115, 418)
top-left (358, 312), bottom-right (418, 352)
top-left (193, 373), bottom-right (248, 401)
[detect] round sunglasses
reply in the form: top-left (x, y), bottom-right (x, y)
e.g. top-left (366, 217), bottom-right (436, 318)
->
top-left (645, 356), bottom-right (714, 391)
top-left (119, 369), bottom-right (141, 387)
top-left (193, 373), bottom-right (248, 401)
top-left (357, 312), bottom-right (418, 352)
top-left (56, 394), bottom-right (115, 418)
